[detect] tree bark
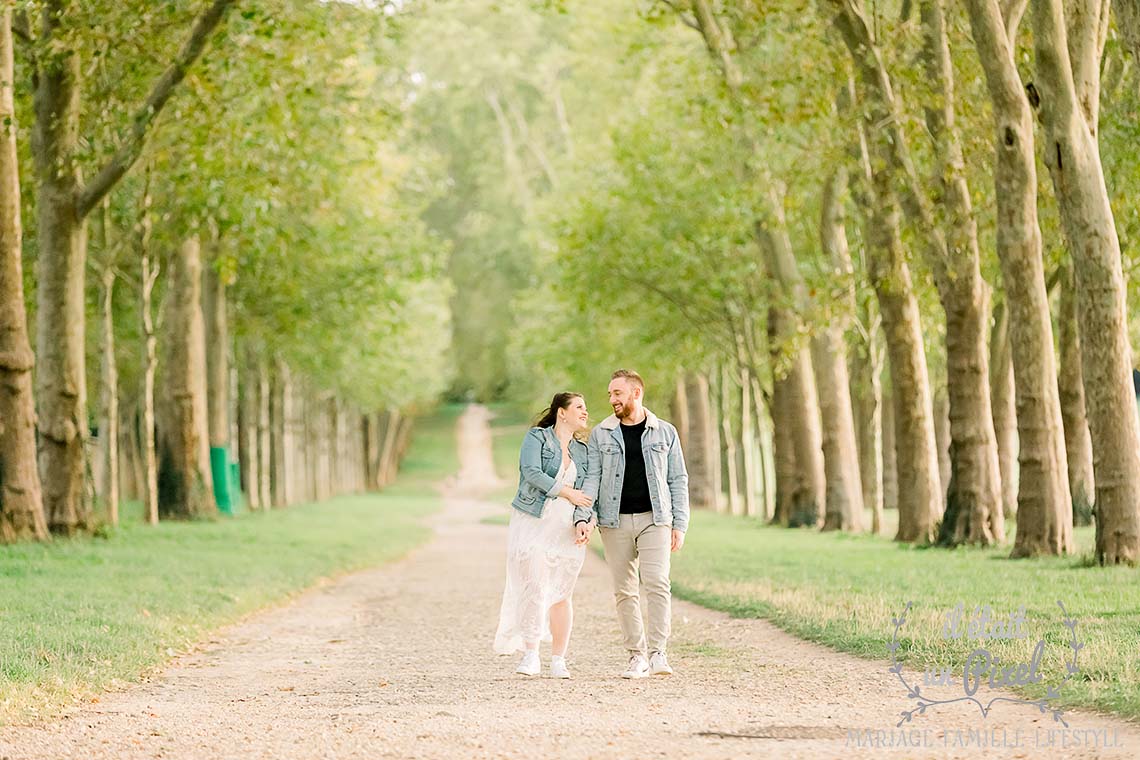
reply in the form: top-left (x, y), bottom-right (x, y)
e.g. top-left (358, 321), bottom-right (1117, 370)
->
top-left (99, 265), bottom-right (119, 526)
top-left (739, 365), bottom-right (760, 517)
top-left (851, 310), bottom-right (884, 533)
top-left (988, 299), bottom-right (1018, 521)
top-left (156, 237), bottom-right (215, 519)
top-left (881, 379), bottom-right (899, 512)
top-left (755, 190), bottom-right (826, 529)
top-left (0, 1), bottom-right (47, 542)
top-left (717, 364), bottom-right (742, 515)
top-left (257, 358), bottom-right (271, 508)
top-left (1058, 262), bottom-right (1096, 526)
top-left (814, 166), bottom-right (864, 532)
top-left (682, 372), bottom-right (719, 510)
top-left (140, 243), bottom-right (159, 525)
top-left (964, 0), bottom-right (1073, 556)
top-left (238, 346), bottom-right (260, 510)
top-left (1031, 0), bottom-right (1137, 563)
top-left (203, 257), bottom-right (233, 513)
top-left (270, 362), bottom-right (289, 505)
top-left (32, 0), bottom-right (89, 534)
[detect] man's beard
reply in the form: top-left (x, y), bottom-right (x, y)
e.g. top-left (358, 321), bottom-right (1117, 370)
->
top-left (612, 402), bottom-right (629, 420)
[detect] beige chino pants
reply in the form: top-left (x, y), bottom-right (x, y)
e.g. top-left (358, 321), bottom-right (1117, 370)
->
top-left (598, 511), bottom-right (672, 656)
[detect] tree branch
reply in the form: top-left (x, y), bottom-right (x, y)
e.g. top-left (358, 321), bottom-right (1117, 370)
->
top-left (999, 0), bottom-right (1028, 40)
top-left (76, 0), bottom-right (238, 218)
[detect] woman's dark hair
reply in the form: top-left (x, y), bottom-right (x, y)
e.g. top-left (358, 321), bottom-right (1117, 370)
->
top-left (533, 392), bottom-right (584, 428)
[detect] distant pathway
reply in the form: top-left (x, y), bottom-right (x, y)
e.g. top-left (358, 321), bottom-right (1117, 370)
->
top-left (2, 405), bottom-right (1138, 758)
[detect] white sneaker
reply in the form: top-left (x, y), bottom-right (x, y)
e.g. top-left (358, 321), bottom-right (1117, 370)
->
top-left (549, 655), bottom-right (571, 679)
top-left (621, 653), bottom-right (650, 679)
top-left (516, 650), bottom-right (540, 676)
top-left (649, 651), bottom-right (673, 675)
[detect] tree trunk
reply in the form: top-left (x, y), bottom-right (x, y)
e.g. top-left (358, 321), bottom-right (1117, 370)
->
top-left (119, 402), bottom-right (143, 502)
top-left (769, 346), bottom-right (797, 527)
top-left (739, 365), bottom-right (760, 517)
top-left (0, 3), bottom-right (47, 542)
top-left (257, 358), bottom-right (271, 508)
top-left (751, 373), bottom-right (776, 520)
top-left (32, 7), bottom-right (89, 534)
top-left (156, 237), bottom-right (215, 519)
top-left (919, 0), bottom-right (1005, 548)
top-left (682, 373), bottom-right (719, 510)
top-left (988, 298), bottom-right (1019, 521)
top-left (1058, 262), bottom-right (1096, 526)
top-left (814, 166), bottom-right (864, 532)
top-left (203, 259), bottom-right (234, 514)
top-left (99, 266), bottom-right (119, 526)
top-left (141, 245), bottom-right (159, 525)
top-left (238, 346), bottom-right (260, 510)
top-left (933, 385), bottom-right (951, 503)
top-left (881, 379), bottom-right (899, 512)
top-left (964, 0), bottom-right (1073, 556)
top-left (825, 5), bottom-right (943, 542)
top-left (755, 189), bottom-right (825, 529)
top-left (270, 360), bottom-right (292, 506)
top-left (851, 313), bottom-right (884, 533)
top-left (717, 364), bottom-right (742, 515)
top-left (1031, 0), bottom-right (1137, 563)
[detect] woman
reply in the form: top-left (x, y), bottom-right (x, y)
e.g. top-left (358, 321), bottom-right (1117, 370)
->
top-left (493, 392), bottom-right (595, 678)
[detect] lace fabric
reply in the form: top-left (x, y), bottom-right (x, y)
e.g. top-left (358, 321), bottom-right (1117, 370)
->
top-left (493, 458), bottom-right (586, 655)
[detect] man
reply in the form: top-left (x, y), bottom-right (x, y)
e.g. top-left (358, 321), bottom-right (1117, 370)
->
top-left (575, 369), bottom-right (689, 679)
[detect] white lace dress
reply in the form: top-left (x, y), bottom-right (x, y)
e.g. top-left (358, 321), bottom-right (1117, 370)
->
top-left (493, 457), bottom-right (587, 654)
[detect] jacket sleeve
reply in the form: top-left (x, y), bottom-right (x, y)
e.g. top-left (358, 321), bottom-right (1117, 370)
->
top-left (575, 429), bottom-right (602, 526)
top-left (666, 429), bottom-right (690, 532)
top-left (519, 429), bottom-right (560, 497)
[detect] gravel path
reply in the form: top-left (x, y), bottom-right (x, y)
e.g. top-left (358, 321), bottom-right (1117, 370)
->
top-left (3, 405), bottom-right (1138, 759)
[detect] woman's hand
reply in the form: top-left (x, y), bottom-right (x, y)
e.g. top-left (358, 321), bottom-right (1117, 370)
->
top-left (575, 522), bottom-right (593, 545)
top-left (560, 487), bottom-right (593, 508)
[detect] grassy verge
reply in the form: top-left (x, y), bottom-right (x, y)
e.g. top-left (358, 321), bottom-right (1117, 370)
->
top-left (0, 404), bottom-right (462, 726)
top-left (671, 510), bottom-right (1140, 722)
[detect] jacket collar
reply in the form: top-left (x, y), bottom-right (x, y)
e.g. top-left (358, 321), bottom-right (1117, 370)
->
top-left (598, 408), bottom-right (659, 431)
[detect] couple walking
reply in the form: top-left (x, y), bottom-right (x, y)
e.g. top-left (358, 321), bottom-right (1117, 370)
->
top-left (493, 369), bottom-right (690, 679)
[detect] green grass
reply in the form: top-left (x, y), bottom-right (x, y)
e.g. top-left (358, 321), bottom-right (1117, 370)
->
top-left (0, 404), bottom-right (463, 726)
top-left (671, 509), bottom-right (1140, 722)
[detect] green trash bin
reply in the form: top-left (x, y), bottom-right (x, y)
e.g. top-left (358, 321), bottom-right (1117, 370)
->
top-left (210, 447), bottom-right (235, 515)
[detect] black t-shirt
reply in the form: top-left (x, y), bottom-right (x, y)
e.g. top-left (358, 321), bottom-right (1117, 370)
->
top-left (619, 418), bottom-right (652, 514)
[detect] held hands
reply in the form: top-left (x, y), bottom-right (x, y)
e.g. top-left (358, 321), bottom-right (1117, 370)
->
top-left (575, 521), bottom-right (594, 546)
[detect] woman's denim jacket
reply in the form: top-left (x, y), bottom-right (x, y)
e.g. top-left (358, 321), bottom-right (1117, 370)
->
top-left (511, 426), bottom-right (589, 517)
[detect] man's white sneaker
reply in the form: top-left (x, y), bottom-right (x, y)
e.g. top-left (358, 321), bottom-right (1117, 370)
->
top-left (649, 651), bottom-right (673, 675)
top-left (621, 654), bottom-right (650, 679)
top-left (516, 650), bottom-right (540, 676)
top-left (549, 655), bottom-right (571, 679)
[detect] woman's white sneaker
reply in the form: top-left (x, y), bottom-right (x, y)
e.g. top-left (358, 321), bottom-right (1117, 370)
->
top-left (549, 655), bottom-right (571, 679)
top-left (621, 654), bottom-right (650, 679)
top-left (649, 651), bottom-right (673, 675)
top-left (516, 650), bottom-right (540, 676)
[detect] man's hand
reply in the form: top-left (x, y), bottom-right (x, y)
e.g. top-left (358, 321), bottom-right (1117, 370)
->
top-left (561, 487), bottom-right (593, 508)
top-left (671, 529), bottom-right (685, 552)
top-left (575, 522), bottom-right (593, 546)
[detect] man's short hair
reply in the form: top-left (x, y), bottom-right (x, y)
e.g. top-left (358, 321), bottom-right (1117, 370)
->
top-left (611, 369), bottom-right (645, 391)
